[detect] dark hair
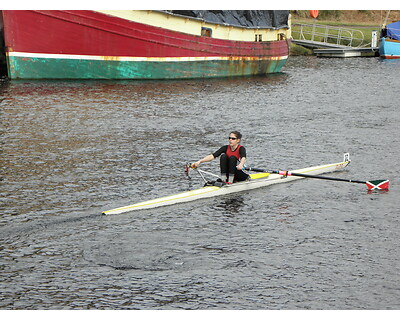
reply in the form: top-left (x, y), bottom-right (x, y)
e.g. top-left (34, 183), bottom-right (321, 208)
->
top-left (230, 131), bottom-right (242, 140)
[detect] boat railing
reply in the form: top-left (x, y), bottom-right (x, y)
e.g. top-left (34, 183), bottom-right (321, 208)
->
top-left (292, 23), bottom-right (365, 48)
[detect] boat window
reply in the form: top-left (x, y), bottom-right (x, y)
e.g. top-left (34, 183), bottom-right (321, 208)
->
top-left (201, 27), bottom-right (212, 37)
top-left (278, 33), bottom-right (286, 40)
top-left (255, 34), bottom-right (263, 42)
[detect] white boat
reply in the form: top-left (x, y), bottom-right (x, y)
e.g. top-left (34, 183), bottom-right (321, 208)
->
top-left (102, 154), bottom-right (351, 215)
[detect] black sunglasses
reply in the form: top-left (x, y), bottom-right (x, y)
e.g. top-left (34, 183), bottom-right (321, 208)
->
top-left (228, 137), bottom-right (238, 140)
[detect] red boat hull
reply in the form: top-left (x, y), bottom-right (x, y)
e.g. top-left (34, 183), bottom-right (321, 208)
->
top-left (2, 10), bottom-right (290, 79)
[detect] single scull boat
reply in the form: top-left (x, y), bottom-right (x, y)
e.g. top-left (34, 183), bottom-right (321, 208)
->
top-left (102, 153), bottom-right (351, 215)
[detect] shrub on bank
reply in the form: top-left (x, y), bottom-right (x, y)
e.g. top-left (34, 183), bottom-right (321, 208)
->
top-left (290, 42), bottom-right (313, 56)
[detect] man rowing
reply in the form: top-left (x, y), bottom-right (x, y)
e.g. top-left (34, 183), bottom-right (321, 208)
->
top-left (191, 131), bottom-right (249, 184)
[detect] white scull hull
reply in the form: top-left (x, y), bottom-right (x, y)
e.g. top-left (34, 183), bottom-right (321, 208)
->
top-left (102, 155), bottom-right (350, 215)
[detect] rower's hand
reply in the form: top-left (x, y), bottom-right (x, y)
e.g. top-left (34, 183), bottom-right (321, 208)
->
top-left (236, 163), bottom-right (244, 171)
top-left (191, 161), bottom-right (200, 169)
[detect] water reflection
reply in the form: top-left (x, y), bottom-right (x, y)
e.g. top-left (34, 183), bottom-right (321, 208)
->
top-left (0, 72), bottom-right (289, 98)
top-left (212, 196), bottom-right (245, 215)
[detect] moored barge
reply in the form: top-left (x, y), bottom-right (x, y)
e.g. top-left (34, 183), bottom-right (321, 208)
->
top-left (1, 10), bottom-right (291, 80)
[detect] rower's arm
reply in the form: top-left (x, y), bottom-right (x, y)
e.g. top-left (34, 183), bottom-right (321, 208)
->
top-left (192, 154), bottom-right (215, 168)
top-left (237, 157), bottom-right (246, 170)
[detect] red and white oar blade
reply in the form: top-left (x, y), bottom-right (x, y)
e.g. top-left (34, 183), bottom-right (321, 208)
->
top-left (366, 180), bottom-right (390, 191)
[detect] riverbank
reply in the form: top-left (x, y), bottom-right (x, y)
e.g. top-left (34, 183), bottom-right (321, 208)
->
top-left (292, 10), bottom-right (400, 26)
top-left (290, 10), bottom-right (400, 56)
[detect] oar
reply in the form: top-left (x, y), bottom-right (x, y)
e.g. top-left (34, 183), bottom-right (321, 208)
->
top-left (244, 166), bottom-right (389, 191)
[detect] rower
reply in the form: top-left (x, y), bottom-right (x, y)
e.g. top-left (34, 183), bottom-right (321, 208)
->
top-left (191, 131), bottom-right (249, 184)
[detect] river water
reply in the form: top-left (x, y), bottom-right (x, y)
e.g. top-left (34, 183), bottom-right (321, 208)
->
top-left (1, 56), bottom-right (400, 310)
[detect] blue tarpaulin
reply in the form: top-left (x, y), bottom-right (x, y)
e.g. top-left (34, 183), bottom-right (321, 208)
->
top-left (386, 21), bottom-right (400, 40)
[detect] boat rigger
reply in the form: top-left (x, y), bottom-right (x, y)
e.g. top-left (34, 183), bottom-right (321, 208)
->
top-left (102, 154), bottom-right (353, 215)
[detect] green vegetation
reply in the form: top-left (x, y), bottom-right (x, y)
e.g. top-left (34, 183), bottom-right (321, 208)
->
top-left (289, 10), bottom-right (389, 54)
top-left (289, 42), bottom-right (313, 56)
top-left (293, 10), bottom-right (343, 21)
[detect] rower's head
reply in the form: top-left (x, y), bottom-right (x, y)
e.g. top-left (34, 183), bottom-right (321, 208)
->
top-left (229, 131), bottom-right (242, 145)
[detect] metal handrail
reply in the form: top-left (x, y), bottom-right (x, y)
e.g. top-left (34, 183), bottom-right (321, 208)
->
top-left (292, 23), bottom-right (365, 47)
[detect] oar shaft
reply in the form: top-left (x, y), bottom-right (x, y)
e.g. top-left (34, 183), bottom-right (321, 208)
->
top-left (244, 166), bottom-right (388, 190)
top-left (244, 167), bottom-right (266, 172)
top-left (284, 171), bottom-right (366, 184)
top-left (244, 167), bottom-right (366, 184)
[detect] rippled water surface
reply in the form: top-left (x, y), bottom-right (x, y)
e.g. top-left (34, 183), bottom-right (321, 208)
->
top-left (1, 57), bottom-right (400, 309)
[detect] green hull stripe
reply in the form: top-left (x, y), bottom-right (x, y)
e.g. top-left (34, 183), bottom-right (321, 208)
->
top-left (7, 56), bottom-right (288, 79)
